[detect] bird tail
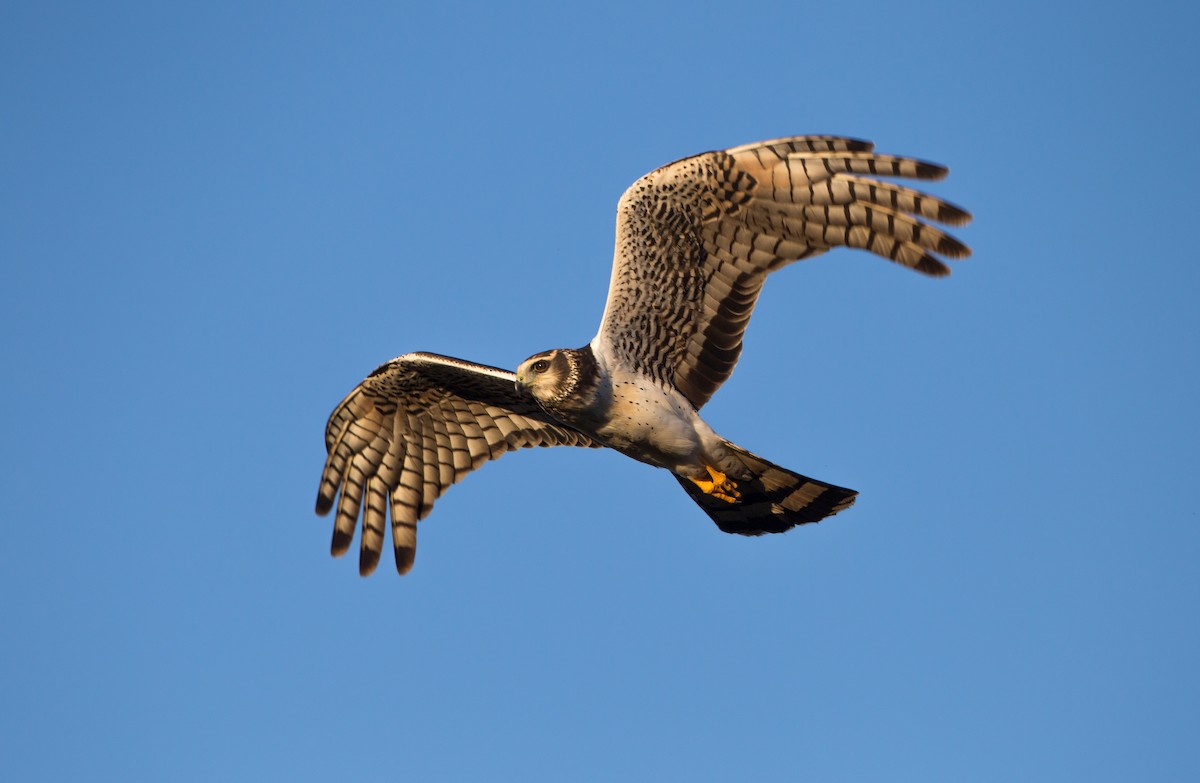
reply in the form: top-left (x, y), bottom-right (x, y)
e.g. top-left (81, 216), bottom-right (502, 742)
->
top-left (673, 441), bottom-right (857, 535)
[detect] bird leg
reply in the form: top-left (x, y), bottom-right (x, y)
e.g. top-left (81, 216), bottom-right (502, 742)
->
top-left (689, 464), bottom-right (741, 503)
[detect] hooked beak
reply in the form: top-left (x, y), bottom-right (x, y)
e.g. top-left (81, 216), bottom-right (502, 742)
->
top-left (514, 373), bottom-right (526, 394)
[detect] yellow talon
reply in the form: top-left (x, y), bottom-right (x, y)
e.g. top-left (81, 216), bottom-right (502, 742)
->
top-left (689, 464), bottom-right (741, 503)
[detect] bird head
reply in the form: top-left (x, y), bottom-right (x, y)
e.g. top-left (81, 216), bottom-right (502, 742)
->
top-left (514, 349), bottom-right (572, 403)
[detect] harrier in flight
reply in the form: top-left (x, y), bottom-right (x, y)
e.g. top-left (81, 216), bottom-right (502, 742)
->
top-left (316, 135), bottom-right (971, 575)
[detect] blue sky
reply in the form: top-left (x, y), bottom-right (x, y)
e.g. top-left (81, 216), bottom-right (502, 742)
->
top-left (3, 1), bottom-right (1198, 780)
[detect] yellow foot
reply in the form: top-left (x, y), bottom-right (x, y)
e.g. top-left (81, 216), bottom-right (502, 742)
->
top-left (688, 464), bottom-right (741, 503)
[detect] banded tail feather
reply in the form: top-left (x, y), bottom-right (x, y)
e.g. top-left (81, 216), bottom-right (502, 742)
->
top-left (674, 442), bottom-right (857, 534)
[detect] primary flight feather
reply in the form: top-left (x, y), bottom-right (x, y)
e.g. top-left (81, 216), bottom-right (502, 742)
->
top-left (316, 135), bottom-right (971, 575)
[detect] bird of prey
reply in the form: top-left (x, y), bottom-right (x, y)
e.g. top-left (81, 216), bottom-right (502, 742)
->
top-left (316, 135), bottom-right (971, 576)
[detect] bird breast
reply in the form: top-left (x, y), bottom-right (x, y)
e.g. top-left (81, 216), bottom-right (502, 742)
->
top-left (590, 373), bottom-right (707, 471)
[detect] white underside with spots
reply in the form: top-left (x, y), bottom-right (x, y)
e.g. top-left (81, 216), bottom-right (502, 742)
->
top-left (588, 340), bottom-right (732, 479)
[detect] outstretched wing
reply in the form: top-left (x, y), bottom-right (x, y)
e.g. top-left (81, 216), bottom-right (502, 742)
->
top-left (316, 352), bottom-right (599, 576)
top-left (592, 135), bottom-right (972, 409)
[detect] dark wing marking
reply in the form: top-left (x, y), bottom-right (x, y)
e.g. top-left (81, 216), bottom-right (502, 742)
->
top-left (316, 352), bottom-right (599, 576)
top-left (592, 135), bottom-right (972, 409)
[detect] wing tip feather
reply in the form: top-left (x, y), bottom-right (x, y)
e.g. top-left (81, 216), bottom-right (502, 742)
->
top-left (914, 160), bottom-right (949, 180)
top-left (915, 254), bottom-right (953, 277)
top-left (938, 205), bottom-right (973, 226)
top-left (359, 549), bottom-right (381, 576)
top-left (394, 546), bottom-right (416, 575)
top-left (331, 529), bottom-right (354, 557)
top-left (936, 234), bottom-right (972, 260)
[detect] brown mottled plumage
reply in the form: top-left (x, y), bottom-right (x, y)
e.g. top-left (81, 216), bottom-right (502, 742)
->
top-left (317, 135), bottom-right (971, 575)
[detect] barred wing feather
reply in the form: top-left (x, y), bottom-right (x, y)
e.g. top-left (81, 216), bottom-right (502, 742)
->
top-left (316, 353), bottom-right (598, 575)
top-left (593, 135), bottom-right (972, 409)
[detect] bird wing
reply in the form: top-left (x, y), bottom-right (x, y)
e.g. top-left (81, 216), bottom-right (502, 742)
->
top-left (592, 135), bottom-right (972, 409)
top-left (316, 352), bottom-right (599, 575)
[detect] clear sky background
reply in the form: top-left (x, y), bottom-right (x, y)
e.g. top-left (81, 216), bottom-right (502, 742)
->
top-left (3, 2), bottom-right (1197, 781)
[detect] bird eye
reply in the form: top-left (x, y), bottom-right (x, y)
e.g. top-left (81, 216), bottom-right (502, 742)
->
top-left (532, 359), bottom-right (550, 373)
